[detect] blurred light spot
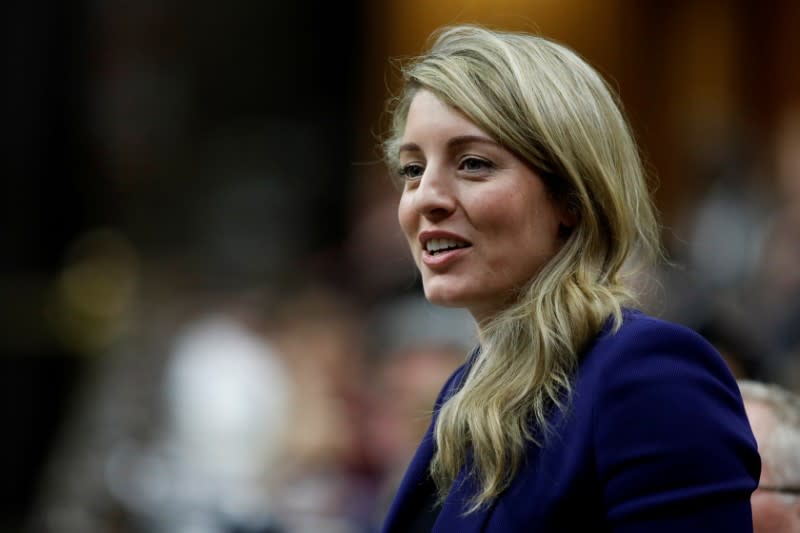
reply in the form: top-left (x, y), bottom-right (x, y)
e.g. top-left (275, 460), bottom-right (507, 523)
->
top-left (48, 227), bottom-right (140, 354)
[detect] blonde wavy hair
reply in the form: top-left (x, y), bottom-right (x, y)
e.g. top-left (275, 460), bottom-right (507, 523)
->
top-left (383, 24), bottom-right (662, 511)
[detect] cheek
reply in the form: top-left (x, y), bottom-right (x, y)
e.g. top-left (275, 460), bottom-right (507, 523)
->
top-left (481, 195), bottom-right (558, 248)
top-left (484, 202), bottom-right (563, 280)
top-left (472, 194), bottom-right (517, 235)
top-left (397, 194), bottom-right (417, 242)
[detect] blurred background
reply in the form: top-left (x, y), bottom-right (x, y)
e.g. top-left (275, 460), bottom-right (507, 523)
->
top-left (2, 0), bottom-right (799, 531)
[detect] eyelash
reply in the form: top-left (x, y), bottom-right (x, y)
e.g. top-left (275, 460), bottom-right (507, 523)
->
top-left (460, 157), bottom-right (492, 172)
top-left (398, 157), bottom-right (493, 180)
top-left (398, 163), bottom-right (424, 179)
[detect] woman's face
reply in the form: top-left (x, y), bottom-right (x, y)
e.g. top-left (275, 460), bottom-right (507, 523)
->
top-left (397, 89), bottom-right (570, 323)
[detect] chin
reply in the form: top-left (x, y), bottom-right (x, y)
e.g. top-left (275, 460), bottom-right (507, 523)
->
top-left (423, 279), bottom-right (513, 323)
top-left (422, 279), bottom-right (485, 312)
top-left (423, 285), bottom-right (469, 309)
top-left (423, 290), bottom-right (466, 309)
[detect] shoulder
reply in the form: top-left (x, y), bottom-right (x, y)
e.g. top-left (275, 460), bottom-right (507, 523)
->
top-left (580, 309), bottom-right (761, 528)
top-left (583, 308), bottom-right (750, 441)
top-left (584, 309), bottom-right (732, 388)
top-left (594, 308), bottom-right (716, 357)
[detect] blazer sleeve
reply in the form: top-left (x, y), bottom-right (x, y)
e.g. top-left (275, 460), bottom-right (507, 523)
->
top-left (592, 317), bottom-right (761, 532)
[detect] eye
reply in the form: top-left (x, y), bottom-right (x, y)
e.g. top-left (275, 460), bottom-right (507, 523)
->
top-left (398, 163), bottom-right (424, 180)
top-left (459, 157), bottom-right (493, 172)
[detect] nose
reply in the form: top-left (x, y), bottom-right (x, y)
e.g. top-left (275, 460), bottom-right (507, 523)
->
top-left (411, 166), bottom-right (456, 221)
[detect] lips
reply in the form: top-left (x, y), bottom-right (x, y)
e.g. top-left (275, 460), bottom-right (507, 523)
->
top-left (419, 230), bottom-right (471, 249)
top-left (418, 230), bottom-right (472, 268)
top-left (425, 237), bottom-right (470, 255)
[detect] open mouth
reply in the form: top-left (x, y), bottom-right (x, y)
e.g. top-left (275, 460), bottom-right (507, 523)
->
top-left (425, 238), bottom-right (471, 255)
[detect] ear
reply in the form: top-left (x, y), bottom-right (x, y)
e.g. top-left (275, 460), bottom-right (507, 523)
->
top-left (560, 205), bottom-right (578, 229)
top-left (557, 204), bottom-right (578, 240)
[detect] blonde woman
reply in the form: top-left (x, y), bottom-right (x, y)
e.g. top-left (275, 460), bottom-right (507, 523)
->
top-left (380, 25), bottom-right (760, 532)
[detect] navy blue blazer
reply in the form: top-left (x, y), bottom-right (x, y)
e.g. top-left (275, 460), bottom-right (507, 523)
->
top-left (382, 309), bottom-right (761, 532)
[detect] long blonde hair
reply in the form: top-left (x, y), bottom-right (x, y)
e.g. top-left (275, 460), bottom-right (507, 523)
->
top-left (384, 24), bottom-right (662, 511)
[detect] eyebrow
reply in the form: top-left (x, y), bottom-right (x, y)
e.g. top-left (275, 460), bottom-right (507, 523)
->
top-left (398, 135), bottom-right (501, 154)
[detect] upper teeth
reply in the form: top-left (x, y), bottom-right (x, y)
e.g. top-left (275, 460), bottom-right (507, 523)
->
top-left (426, 238), bottom-right (465, 252)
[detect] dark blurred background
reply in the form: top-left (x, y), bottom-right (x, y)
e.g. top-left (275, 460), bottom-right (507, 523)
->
top-left (2, 1), bottom-right (799, 532)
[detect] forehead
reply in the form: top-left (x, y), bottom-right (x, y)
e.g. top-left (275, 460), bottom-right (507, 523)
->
top-left (402, 89), bottom-right (485, 140)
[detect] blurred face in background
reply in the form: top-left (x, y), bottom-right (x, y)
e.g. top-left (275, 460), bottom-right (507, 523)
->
top-left (745, 399), bottom-right (800, 533)
top-left (397, 90), bottom-right (570, 323)
top-left (367, 345), bottom-right (462, 471)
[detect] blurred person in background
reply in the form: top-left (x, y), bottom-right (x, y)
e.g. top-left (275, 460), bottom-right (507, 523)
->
top-left (652, 136), bottom-right (773, 336)
top-left (750, 108), bottom-right (800, 393)
top-left (361, 295), bottom-right (474, 526)
top-left (693, 299), bottom-right (772, 382)
top-left (29, 279), bottom-right (374, 533)
top-left (263, 282), bottom-right (375, 532)
top-left (367, 343), bottom-right (462, 513)
top-left (111, 306), bottom-right (292, 533)
top-left (739, 380), bottom-right (800, 532)
top-left (379, 24), bottom-right (759, 531)
top-left (29, 286), bottom-right (295, 533)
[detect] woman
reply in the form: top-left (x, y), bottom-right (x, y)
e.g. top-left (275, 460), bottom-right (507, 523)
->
top-left (380, 24), bottom-right (760, 532)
